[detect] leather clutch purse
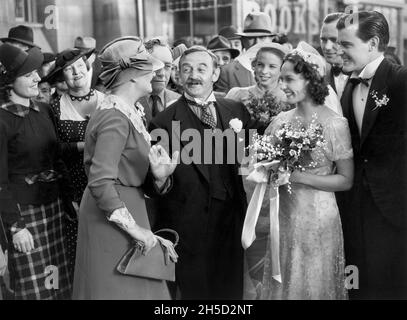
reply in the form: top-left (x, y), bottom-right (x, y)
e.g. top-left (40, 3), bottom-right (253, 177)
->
top-left (117, 229), bottom-right (179, 282)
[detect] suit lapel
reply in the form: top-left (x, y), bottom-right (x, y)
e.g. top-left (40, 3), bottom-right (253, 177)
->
top-left (341, 78), bottom-right (360, 145)
top-left (360, 59), bottom-right (390, 146)
top-left (174, 97), bottom-right (210, 182)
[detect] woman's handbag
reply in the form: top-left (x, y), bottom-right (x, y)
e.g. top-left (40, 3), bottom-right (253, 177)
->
top-left (117, 229), bottom-right (179, 282)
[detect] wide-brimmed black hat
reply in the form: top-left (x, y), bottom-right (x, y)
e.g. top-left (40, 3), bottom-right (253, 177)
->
top-left (43, 47), bottom-right (95, 84)
top-left (207, 36), bottom-right (240, 59)
top-left (0, 43), bottom-right (43, 82)
top-left (0, 25), bottom-right (40, 49)
top-left (219, 26), bottom-right (241, 40)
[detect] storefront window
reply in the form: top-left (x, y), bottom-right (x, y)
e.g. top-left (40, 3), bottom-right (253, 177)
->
top-left (170, 0), bottom-right (232, 45)
top-left (14, 0), bottom-right (38, 23)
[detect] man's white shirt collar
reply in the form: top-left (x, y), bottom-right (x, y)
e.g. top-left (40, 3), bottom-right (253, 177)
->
top-left (351, 55), bottom-right (384, 80)
top-left (185, 92), bottom-right (217, 105)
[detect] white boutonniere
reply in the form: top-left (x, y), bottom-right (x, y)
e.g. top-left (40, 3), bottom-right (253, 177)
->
top-left (229, 118), bottom-right (243, 133)
top-left (371, 90), bottom-right (389, 111)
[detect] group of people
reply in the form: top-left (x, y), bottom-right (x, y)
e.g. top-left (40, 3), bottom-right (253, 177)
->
top-left (0, 9), bottom-right (406, 300)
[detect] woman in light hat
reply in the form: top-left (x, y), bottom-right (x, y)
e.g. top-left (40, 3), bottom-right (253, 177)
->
top-left (45, 48), bottom-right (105, 283)
top-left (0, 43), bottom-right (74, 299)
top-left (73, 37), bottom-right (178, 300)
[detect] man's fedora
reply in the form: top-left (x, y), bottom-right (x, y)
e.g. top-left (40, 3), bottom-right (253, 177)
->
top-left (235, 12), bottom-right (276, 38)
top-left (0, 25), bottom-right (39, 49)
top-left (74, 36), bottom-right (97, 52)
top-left (207, 36), bottom-right (240, 59)
top-left (219, 26), bottom-right (241, 40)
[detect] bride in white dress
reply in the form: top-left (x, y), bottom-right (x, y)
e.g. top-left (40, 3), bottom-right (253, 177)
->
top-left (244, 42), bottom-right (354, 300)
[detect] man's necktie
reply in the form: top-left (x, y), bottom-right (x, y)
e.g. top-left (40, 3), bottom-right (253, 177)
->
top-left (151, 95), bottom-right (161, 118)
top-left (186, 98), bottom-right (217, 129)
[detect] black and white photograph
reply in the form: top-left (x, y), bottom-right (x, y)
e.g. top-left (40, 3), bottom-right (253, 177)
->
top-left (0, 0), bottom-right (406, 306)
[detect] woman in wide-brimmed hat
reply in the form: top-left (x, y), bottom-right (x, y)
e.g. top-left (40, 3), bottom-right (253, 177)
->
top-left (0, 43), bottom-right (74, 299)
top-left (45, 48), bottom-right (105, 284)
top-left (73, 36), bottom-right (178, 300)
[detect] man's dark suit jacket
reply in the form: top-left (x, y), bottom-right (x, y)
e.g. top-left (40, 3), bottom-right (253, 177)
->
top-left (340, 58), bottom-right (407, 229)
top-left (215, 60), bottom-right (255, 93)
top-left (148, 96), bottom-right (266, 299)
top-left (149, 96), bottom-right (264, 253)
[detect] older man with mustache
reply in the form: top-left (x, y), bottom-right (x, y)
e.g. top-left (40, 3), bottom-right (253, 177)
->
top-left (149, 46), bottom-right (267, 299)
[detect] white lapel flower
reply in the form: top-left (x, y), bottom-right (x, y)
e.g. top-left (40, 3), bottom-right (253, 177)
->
top-left (371, 90), bottom-right (390, 111)
top-left (229, 118), bottom-right (243, 133)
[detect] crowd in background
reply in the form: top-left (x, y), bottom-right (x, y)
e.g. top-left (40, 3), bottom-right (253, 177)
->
top-left (0, 9), bottom-right (406, 300)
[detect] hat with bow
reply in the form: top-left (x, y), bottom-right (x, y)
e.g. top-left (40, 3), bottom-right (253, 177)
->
top-left (98, 36), bottom-right (164, 90)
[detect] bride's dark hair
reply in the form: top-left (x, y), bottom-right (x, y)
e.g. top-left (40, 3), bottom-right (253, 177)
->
top-left (283, 53), bottom-right (329, 105)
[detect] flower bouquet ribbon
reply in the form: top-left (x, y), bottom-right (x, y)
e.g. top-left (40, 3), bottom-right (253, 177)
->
top-left (241, 160), bottom-right (289, 283)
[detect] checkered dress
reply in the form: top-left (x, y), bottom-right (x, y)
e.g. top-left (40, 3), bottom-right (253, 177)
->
top-left (8, 199), bottom-right (72, 300)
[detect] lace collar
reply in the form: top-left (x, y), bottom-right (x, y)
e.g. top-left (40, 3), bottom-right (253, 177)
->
top-left (98, 95), bottom-right (151, 144)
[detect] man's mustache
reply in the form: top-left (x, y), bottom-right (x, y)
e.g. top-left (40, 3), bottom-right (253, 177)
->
top-left (186, 78), bottom-right (203, 85)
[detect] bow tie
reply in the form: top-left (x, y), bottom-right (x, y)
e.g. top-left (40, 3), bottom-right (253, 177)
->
top-left (349, 77), bottom-right (370, 87)
top-left (331, 65), bottom-right (343, 77)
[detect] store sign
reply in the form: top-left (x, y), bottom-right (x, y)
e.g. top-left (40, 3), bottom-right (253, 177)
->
top-left (243, 0), bottom-right (320, 35)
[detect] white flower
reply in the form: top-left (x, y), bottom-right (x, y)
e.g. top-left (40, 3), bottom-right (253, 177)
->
top-left (371, 91), bottom-right (390, 111)
top-left (229, 118), bottom-right (243, 133)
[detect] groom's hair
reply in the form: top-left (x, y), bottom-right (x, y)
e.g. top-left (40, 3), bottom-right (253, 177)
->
top-left (323, 12), bottom-right (345, 25)
top-left (337, 11), bottom-right (389, 52)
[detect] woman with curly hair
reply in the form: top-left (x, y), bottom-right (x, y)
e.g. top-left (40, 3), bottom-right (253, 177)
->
top-left (247, 42), bottom-right (354, 300)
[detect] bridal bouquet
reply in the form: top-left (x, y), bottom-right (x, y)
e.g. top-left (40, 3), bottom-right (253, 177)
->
top-left (247, 115), bottom-right (326, 190)
top-left (246, 92), bottom-right (292, 123)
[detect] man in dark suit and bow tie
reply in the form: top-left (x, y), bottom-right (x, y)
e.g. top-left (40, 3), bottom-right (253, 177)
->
top-left (337, 11), bottom-right (407, 299)
top-left (149, 46), bottom-right (265, 299)
top-left (320, 12), bottom-right (348, 102)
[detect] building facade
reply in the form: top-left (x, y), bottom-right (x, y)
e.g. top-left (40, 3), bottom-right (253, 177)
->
top-left (0, 0), bottom-right (405, 61)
